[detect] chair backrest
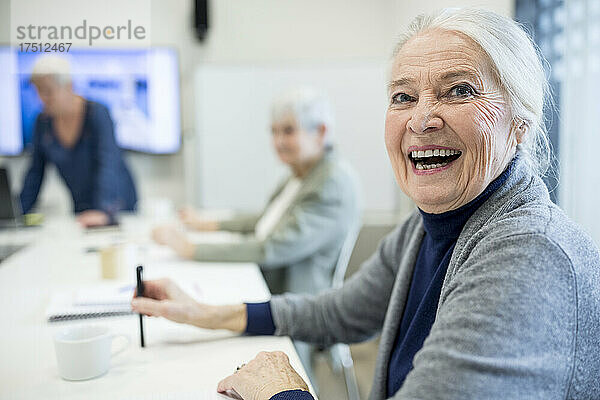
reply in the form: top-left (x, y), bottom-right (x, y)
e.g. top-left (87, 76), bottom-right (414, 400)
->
top-left (331, 222), bottom-right (362, 289)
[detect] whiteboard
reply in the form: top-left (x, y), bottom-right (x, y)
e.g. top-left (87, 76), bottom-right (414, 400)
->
top-left (194, 62), bottom-right (398, 212)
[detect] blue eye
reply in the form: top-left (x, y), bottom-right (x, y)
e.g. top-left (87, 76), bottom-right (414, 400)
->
top-left (449, 84), bottom-right (475, 98)
top-left (391, 93), bottom-right (414, 104)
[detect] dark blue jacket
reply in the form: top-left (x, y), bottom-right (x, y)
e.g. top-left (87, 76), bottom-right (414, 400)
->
top-left (20, 100), bottom-right (137, 216)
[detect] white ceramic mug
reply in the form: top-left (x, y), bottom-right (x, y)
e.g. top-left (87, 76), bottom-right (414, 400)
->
top-left (54, 325), bottom-right (130, 381)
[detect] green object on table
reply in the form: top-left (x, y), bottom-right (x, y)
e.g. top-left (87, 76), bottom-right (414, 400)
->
top-left (23, 213), bottom-right (44, 226)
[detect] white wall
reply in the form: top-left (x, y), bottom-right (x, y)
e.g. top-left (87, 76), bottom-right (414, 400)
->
top-left (390, 0), bottom-right (513, 28)
top-left (0, 0), bottom-right (514, 216)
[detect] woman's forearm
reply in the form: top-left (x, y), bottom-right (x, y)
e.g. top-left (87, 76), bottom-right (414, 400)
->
top-left (193, 218), bottom-right (219, 231)
top-left (191, 303), bottom-right (247, 333)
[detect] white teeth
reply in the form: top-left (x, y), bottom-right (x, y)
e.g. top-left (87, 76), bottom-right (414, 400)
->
top-left (415, 161), bottom-right (450, 171)
top-left (410, 149), bottom-right (461, 159)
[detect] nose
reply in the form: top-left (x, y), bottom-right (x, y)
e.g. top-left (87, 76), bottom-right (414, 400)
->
top-left (406, 98), bottom-right (443, 134)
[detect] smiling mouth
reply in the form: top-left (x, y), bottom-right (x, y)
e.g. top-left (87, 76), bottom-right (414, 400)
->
top-left (408, 148), bottom-right (462, 170)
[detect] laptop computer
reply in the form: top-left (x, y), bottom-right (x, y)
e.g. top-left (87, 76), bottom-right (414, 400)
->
top-left (0, 166), bottom-right (24, 228)
top-left (0, 167), bottom-right (28, 262)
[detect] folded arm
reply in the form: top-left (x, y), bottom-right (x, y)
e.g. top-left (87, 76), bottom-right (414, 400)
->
top-left (194, 177), bottom-right (354, 266)
top-left (218, 212), bottom-right (262, 233)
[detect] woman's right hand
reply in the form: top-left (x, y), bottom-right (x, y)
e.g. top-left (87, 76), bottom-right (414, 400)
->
top-left (178, 206), bottom-right (219, 231)
top-left (131, 278), bottom-right (247, 332)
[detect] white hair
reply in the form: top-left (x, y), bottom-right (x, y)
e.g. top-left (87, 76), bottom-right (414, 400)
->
top-left (271, 87), bottom-right (336, 149)
top-left (393, 8), bottom-right (552, 176)
top-left (30, 55), bottom-right (72, 86)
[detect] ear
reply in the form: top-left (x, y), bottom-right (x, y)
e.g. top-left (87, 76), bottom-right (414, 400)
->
top-left (511, 118), bottom-right (528, 145)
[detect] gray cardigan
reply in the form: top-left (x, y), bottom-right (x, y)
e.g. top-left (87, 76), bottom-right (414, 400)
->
top-left (271, 155), bottom-right (600, 399)
top-left (194, 150), bottom-right (361, 295)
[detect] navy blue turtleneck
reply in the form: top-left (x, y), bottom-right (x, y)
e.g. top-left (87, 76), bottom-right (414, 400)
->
top-left (386, 159), bottom-right (514, 396)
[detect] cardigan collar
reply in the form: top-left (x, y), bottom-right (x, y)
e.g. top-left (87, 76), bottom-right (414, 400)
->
top-left (418, 156), bottom-right (516, 242)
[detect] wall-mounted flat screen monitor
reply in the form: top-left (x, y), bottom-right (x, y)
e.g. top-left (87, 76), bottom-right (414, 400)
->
top-left (0, 47), bottom-right (181, 155)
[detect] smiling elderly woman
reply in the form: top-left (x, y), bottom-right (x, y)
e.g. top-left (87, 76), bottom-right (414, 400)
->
top-left (132, 8), bottom-right (600, 400)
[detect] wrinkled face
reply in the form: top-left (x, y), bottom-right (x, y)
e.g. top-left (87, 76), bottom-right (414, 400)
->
top-left (32, 75), bottom-right (72, 116)
top-left (271, 113), bottom-right (324, 167)
top-left (385, 29), bottom-right (521, 213)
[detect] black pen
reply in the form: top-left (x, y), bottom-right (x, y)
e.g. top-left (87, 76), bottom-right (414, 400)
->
top-left (135, 265), bottom-right (145, 348)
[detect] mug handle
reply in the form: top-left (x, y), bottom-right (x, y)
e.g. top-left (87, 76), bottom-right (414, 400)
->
top-left (110, 334), bottom-right (131, 357)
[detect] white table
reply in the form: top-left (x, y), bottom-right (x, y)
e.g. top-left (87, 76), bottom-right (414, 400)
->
top-left (0, 217), bottom-right (314, 400)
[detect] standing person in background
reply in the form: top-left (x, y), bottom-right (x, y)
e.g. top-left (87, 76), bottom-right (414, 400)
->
top-left (20, 55), bottom-right (138, 227)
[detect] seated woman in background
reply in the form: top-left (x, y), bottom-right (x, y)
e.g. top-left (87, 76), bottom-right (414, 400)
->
top-left (152, 88), bottom-right (361, 296)
top-left (19, 55), bottom-right (137, 227)
top-left (134, 8), bottom-right (600, 400)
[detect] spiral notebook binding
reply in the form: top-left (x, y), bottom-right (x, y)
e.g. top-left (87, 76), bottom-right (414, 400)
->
top-left (48, 310), bottom-right (133, 322)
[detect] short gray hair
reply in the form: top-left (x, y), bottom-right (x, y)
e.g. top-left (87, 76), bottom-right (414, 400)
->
top-left (30, 55), bottom-right (72, 86)
top-left (393, 8), bottom-right (551, 176)
top-left (271, 87), bottom-right (335, 148)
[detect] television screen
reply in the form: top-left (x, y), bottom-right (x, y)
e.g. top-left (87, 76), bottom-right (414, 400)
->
top-left (0, 47), bottom-right (23, 156)
top-left (0, 47), bottom-right (181, 155)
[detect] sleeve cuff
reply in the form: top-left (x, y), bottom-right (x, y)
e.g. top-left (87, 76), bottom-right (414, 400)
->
top-left (269, 390), bottom-right (314, 400)
top-left (244, 301), bottom-right (276, 335)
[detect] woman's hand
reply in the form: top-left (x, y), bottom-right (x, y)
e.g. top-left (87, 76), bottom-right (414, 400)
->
top-left (217, 351), bottom-right (310, 400)
top-left (178, 206), bottom-right (219, 231)
top-left (151, 225), bottom-right (195, 259)
top-left (131, 278), bottom-right (247, 332)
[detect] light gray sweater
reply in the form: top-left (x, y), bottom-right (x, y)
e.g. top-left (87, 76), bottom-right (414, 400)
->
top-left (271, 156), bottom-right (600, 399)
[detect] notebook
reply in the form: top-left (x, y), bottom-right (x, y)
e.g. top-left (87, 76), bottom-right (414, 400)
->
top-left (46, 283), bottom-right (135, 322)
